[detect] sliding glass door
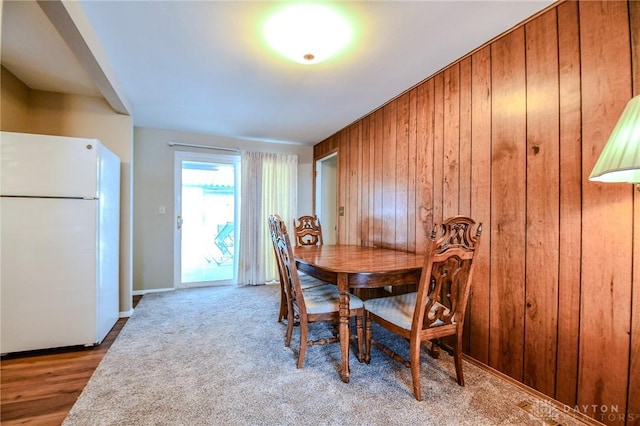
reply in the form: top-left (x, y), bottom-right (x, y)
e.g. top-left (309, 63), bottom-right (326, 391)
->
top-left (174, 151), bottom-right (239, 287)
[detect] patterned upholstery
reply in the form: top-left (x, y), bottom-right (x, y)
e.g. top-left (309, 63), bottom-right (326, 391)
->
top-left (303, 284), bottom-right (364, 315)
top-left (364, 292), bottom-right (450, 330)
top-left (299, 274), bottom-right (330, 290)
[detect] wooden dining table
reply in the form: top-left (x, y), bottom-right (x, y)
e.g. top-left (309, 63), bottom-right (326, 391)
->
top-left (293, 244), bottom-right (424, 383)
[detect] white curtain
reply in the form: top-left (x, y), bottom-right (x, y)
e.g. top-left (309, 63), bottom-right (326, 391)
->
top-left (238, 151), bottom-right (297, 285)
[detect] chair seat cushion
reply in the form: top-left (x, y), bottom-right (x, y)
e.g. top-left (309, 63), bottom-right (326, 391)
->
top-left (299, 274), bottom-right (329, 290)
top-left (302, 284), bottom-right (364, 315)
top-left (364, 292), bottom-right (451, 330)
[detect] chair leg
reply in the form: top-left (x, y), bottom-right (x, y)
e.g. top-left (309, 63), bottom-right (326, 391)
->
top-left (429, 339), bottom-right (441, 359)
top-left (454, 333), bottom-right (465, 386)
top-left (409, 338), bottom-right (423, 401)
top-left (364, 313), bottom-right (372, 364)
top-left (355, 314), bottom-right (364, 362)
top-left (297, 320), bottom-right (308, 369)
top-left (284, 308), bottom-right (295, 347)
top-left (278, 283), bottom-right (287, 322)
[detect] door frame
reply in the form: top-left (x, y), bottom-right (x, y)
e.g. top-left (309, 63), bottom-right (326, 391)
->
top-left (315, 151), bottom-right (338, 244)
top-left (173, 150), bottom-right (240, 288)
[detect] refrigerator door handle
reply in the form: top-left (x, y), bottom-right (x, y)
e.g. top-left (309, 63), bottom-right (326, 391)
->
top-left (177, 215), bottom-right (183, 229)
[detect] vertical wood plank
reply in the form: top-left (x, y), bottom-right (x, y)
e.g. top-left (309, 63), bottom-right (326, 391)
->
top-left (316, 135), bottom-right (339, 159)
top-left (337, 131), bottom-right (347, 244)
top-left (443, 65), bottom-right (460, 219)
top-left (343, 128), bottom-right (352, 244)
top-left (396, 93), bottom-right (410, 252)
top-left (348, 123), bottom-right (361, 245)
top-left (408, 88), bottom-right (418, 254)
top-left (369, 113), bottom-right (376, 246)
top-left (361, 116), bottom-right (371, 247)
top-left (489, 27), bottom-right (527, 381)
top-left (556, 0), bottom-right (582, 407)
top-left (469, 46), bottom-right (492, 364)
top-left (358, 122), bottom-right (364, 246)
top-left (313, 137), bottom-right (329, 160)
top-left (459, 57), bottom-right (472, 218)
top-left (373, 108), bottom-right (384, 246)
top-left (578, 2), bottom-right (632, 423)
top-left (442, 63), bottom-right (460, 351)
top-left (416, 80), bottom-right (435, 254)
top-left (382, 103), bottom-right (397, 248)
top-left (629, 0), bottom-right (640, 422)
top-left (523, 8), bottom-right (560, 398)
top-left (459, 57), bottom-right (473, 351)
top-left (433, 73), bottom-right (445, 226)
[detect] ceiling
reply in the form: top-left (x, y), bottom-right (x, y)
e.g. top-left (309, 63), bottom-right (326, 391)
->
top-left (1, 0), bottom-right (555, 146)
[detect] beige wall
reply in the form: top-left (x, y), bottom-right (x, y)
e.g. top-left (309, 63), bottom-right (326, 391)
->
top-left (1, 67), bottom-right (31, 130)
top-left (1, 66), bottom-right (135, 315)
top-left (133, 126), bottom-right (313, 292)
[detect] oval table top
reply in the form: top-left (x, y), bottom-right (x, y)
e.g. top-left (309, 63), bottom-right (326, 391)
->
top-left (293, 244), bottom-right (424, 275)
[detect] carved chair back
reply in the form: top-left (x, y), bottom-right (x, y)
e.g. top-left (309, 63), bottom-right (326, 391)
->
top-left (293, 215), bottom-right (324, 247)
top-left (268, 214), bottom-right (288, 322)
top-left (270, 215), bottom-right (307, 317)
top-left (416, 216), bottom-right (482, 334)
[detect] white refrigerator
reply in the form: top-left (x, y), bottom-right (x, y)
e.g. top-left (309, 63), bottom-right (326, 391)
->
top-left (0, 131), bottom-right (120, 354)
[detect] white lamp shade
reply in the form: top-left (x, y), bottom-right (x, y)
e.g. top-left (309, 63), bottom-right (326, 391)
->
top-left (263, 4), bottom-right (352, 65)
top-left (589, 95), bottom-right (640, 183)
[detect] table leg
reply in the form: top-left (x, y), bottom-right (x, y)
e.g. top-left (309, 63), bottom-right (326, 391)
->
top-left (337, 273), bottom-right (350, 383)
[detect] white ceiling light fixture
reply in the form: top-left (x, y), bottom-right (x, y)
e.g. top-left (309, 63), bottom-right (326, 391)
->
top-left (263, 4), bottom-right (353, 65)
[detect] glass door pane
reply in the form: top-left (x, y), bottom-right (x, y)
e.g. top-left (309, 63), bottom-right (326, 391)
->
top-left (177, 155), bottom-right (238, 286)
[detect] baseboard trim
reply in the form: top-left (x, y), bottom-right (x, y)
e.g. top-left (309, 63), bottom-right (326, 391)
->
top-left (118, 309), bottom-right (134, 318)
top-left (462, 355), bottom-right (603, 426)
top-left (132, 288), bottom-right (175, 296)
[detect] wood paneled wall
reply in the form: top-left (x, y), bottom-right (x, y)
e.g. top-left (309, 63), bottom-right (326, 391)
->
top-left (313, 2), bottom-right (640, 424)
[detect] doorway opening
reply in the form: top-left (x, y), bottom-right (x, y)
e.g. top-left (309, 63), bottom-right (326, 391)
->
top-left (315, 152), bottom-right (337, 244)
top-left (174, 151), bottom-right (239, 288)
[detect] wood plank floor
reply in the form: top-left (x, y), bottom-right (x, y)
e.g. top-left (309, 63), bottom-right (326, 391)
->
top-left (1, 296), bottom-right (141, 426)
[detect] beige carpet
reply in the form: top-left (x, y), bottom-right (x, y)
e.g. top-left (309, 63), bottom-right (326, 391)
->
top-left (63, 285), bottom-right (587, 426)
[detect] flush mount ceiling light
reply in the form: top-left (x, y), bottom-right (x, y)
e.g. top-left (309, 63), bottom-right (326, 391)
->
top-left (263, 4), bottom-right (353, 65)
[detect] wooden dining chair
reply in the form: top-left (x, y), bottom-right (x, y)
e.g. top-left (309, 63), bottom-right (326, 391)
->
top-left (268, 215), bottom-right (328, 323)
top-left (293, 215), bottom-right (324, 247)
top-left (270, 214), bottom-right (365, 368)
top-left (364, 215), bottom-right (482, 400)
